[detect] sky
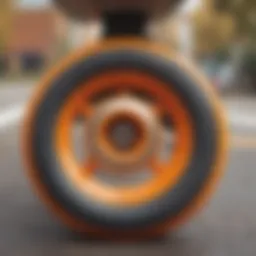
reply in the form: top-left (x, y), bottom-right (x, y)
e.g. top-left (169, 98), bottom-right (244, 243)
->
top-left (18, 0), bottom-right (200, 13)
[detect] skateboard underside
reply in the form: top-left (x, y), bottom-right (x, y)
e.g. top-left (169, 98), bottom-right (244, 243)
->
top-left (53, 0), bottom-right (183, 20)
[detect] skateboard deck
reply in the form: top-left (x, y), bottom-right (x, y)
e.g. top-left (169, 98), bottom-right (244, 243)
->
top-left (53, 0), bottom-right (183, 20)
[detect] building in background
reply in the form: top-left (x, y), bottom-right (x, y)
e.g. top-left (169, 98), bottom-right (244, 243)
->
top-left (6, 6), bottom-right (68, 74)
top-left (2, 0), bottom-right (201, 75)
top-left (0, 0), bottom-right (13, 74)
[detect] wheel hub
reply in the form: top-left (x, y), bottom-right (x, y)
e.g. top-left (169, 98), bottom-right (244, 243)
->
top-left (106, 114), bottom-right (143, 151)
top-left (87, 96), bottom-right (162, 171)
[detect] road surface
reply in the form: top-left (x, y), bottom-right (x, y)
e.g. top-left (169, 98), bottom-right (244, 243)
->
top-left (0, 83), bottom-right (256, 256)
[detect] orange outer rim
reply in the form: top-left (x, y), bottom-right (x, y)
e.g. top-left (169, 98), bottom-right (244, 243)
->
top-left (22, 38), bottom-right (229, 239)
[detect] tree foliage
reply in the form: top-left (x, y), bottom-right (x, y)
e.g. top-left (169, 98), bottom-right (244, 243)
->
top-left (191, 0), bottom-right (256, 57)
top-left (191, 0), bottom-right (235, 57)
top-left (214, 0), bottom-right (256, 41)
top-left (0, 0), bottom-right (13, 53)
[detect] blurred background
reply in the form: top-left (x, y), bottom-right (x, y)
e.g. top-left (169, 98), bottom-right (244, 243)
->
top-left (0, 0), bottom-right (255, 94)
top-left (0, 0), bottom-right (256, 255)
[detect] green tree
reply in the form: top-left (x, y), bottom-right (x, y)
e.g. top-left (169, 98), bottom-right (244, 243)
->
top-left (191, 0), bottom-right (235, 57)
top-left (214, 0), bottom-right (256, 87)
top-left (214, 0), bottom-right (256, 43)
top-left (0, 0), bottom-right (13, 54)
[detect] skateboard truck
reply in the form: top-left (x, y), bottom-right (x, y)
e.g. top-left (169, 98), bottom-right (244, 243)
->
top-left (103, 11), bottom-right (147, 37)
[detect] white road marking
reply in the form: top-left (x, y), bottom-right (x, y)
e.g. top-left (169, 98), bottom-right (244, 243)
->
top-left (0, 104), bottom-right (25, 131)
top-left (229, 111), bottom-right (256, 129)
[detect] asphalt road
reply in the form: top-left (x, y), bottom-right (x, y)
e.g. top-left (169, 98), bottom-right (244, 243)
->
top-left (0, 83), bottom-right (256, 256)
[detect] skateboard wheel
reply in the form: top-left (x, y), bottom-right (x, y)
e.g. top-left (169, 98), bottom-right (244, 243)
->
top-left (23, 40), bottom-right (228, 239)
